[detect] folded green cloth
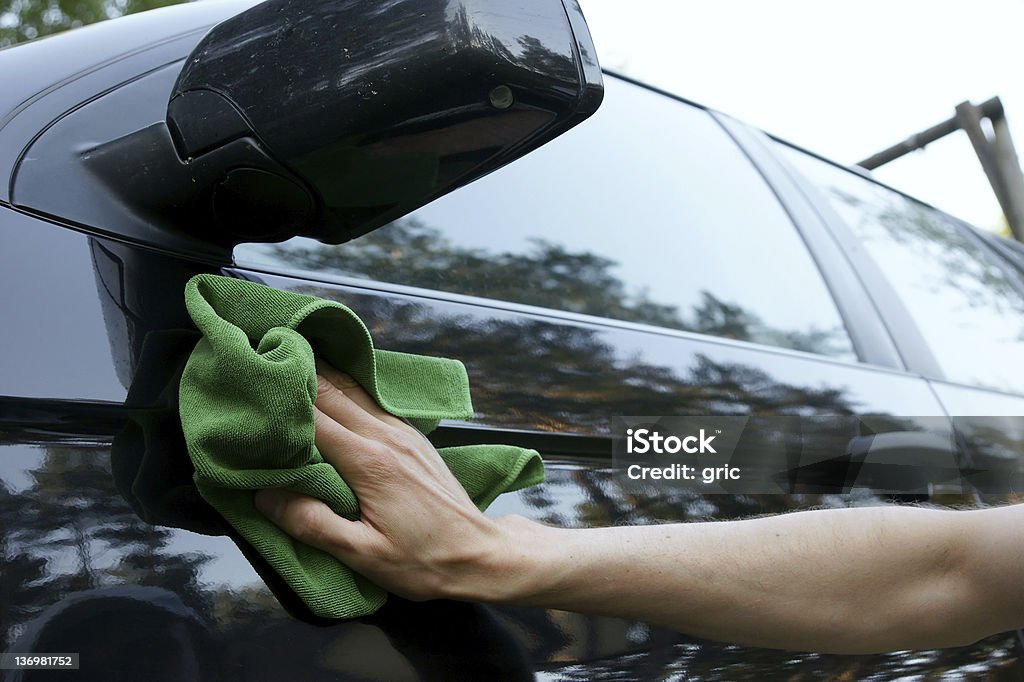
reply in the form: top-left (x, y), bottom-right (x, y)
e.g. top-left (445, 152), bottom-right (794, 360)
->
top-left (178, 274), bottom-right (544, 619)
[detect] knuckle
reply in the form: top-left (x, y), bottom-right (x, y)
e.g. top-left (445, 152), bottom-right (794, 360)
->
top-left (390, 437), bottom-right (423, 460)
top-left (312, 406), bottom-right (337, 436)
top-left (329, 529), bottom-right (357, 553)
top-left (313, 409), bottom-right (344, 447)
top-left (285, 499), bottom-right (329, 545)
top-left (361, 535), bottom-right (393, 562)
top-left (315, 373), bottom-right (336, 400)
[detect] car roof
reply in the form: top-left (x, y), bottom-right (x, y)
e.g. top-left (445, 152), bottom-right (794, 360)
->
top-left (0, 0), bottom-right (257, 128)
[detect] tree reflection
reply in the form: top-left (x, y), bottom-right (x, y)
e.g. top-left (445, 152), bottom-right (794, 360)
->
top-left (783, 147), bottom-right (1024, 391)
top-left (278, 280), bottom-right (862, 437)
top-left (263, 272), bottom-right (997, 677)
top-left (262, 217), bottom-right (852, 358)
top-left (0, 483), bottom-right (52, 651)
top-left (0, 283), bottom-right (1002, 677)
top-left (515, 34), bottom-right (577, 82)
top-left (830, 185), bottom-right (1024, 314)
top-left (0, 446), bottom-right (212, 648)
top-left (0, 0), bottom-right (188, 48)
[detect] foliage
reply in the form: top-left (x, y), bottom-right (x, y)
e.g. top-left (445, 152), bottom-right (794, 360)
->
top-left (0, 446), bottom-right (212, 649)
top-left (0, 0), bottom-right (188, 48)
top-left (267, 218), bottom-right (851, 358)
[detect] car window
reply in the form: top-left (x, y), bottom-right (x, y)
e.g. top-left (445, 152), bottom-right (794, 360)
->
top-left (236, 78), bottom-right (856, 361)
top-left (778, 142), bottom-right (1024, 395)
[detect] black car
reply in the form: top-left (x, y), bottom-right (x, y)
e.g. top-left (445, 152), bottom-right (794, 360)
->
top-left (3, 1), bottom-right (1024, 679)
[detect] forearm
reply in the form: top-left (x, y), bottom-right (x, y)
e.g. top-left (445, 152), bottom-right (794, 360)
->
top-left (463, 506), bottom-right (982, 654)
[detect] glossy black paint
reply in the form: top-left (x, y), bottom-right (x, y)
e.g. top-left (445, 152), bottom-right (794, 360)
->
top-left (2, 2), bottom-right (1024, 679)
top-left (0, 0), bottom-right (256, 204)
top-left (170, 0), bottom-right (602, 244)
top-left (12, 0), bottom-right (603, 253)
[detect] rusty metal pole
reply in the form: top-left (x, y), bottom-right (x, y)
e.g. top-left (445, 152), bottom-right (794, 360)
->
top-left (988, 107), bottom-right (1024, 242)
top-left (857, 118), bottom-right (960, 171)
top-left (857, 97), bottom-right (1024, 242)
top-left (954, 100), bottom-right (1024, 242)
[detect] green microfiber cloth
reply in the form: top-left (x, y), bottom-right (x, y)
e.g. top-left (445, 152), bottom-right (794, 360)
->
top-left (178, 274), bottom-right (544, 619)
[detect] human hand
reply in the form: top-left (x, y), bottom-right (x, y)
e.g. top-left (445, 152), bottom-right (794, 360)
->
top-left (253, 359), bottom-right (528, 602)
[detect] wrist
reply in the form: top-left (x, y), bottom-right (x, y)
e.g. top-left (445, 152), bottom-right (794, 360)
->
top-left (443, 514), bottom-right (565, 605)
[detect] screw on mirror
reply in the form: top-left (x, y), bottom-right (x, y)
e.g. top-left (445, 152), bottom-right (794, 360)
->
top-left (488, 85), bottom-right (515, 110)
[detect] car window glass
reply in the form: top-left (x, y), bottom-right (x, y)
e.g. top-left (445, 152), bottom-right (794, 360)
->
top-left (236, 78), bottom-right (856, 361)
top-left (779, 142), bottom-right (1024, 394)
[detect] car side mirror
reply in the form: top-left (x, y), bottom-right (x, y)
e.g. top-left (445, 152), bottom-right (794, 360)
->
top-left (80, 0), bottom-right (602, 247)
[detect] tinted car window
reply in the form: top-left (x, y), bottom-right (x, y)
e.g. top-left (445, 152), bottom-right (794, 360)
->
top-left (237, 78), bottom-right (855, 361)
top-left (779, 143), bottom-right (1024, 394)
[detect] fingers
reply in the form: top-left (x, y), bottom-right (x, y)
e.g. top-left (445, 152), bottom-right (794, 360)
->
top-left (309, 358), bottom-right (455, 495)
top-left (315, 358), bottom-right (404, 427)
top-left (312, 366), bottom-right (409, 478)
top-left (312, 359), bottom-right (443, 473)
top-left (313, 358), bottom-right (422, 444)
top-left (314, 374), bottom-right (396, 447)
top-left (313, 406), bottom-right (396, 485)
top-left (254, 488), bottom-right (374, 560)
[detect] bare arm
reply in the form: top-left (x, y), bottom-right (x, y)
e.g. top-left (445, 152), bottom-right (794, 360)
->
top-left (484, 504), bottom-right (1024, 653)
top-left (254, 366), bottom-right (1024, 654)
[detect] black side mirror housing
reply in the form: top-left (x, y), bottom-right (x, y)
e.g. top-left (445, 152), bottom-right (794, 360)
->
top-left (165, 0), bottom-right (602, 244)
top-left (21, 0), bottom-right (602, 249)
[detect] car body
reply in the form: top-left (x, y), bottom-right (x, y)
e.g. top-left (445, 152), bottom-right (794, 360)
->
top-left (2, 1), bottom-right (1024, 679)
